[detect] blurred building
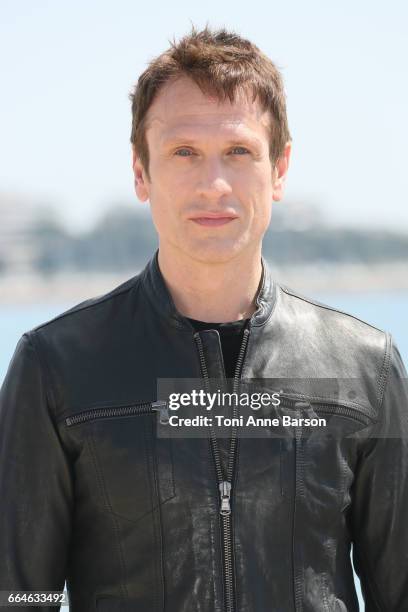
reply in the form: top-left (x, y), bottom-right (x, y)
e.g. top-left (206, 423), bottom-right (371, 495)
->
top-left (0, 194), bottom-right (39, 274)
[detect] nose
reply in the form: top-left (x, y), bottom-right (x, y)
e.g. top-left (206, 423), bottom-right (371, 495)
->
top-left (195, 157), bottom-right (233, 201)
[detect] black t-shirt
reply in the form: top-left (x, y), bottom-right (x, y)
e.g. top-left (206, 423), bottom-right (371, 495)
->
top-left (187, 317), bottom-right (250, 379)
top-left (187, 316), bottom-right (249, 467)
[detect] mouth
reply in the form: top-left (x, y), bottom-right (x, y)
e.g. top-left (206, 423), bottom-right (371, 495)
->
top-left (189, 213), bottom-right (238, 227)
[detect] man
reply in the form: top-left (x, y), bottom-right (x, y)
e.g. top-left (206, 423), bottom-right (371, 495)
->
top-left (1, 26), bottom-right (407, 612)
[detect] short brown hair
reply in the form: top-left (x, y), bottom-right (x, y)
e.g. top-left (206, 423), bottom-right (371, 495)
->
top-left (129, 25), bottom-right (291, 176)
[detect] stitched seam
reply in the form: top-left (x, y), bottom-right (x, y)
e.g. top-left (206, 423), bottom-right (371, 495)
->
top-left (321, 574), bottom-right (330, 612)
top-left (364, 332), bottom-right (392, 445)
top-left (30, 275), bottom-right (140, 332)
top-left (25, 330), bottom-right (75, 592)
top-left (88, 432), bottom-right (129, 601)
top-left (376, 332), bottom-right (392, 411)
top-left (280, 439), bottom-right (284, 496)
top-left (339, 456), bottom-right (348, 511)
top-left (352, 333), bottom-right (392, 611)
top-left (167, 437), bottom-right (176, 502)
top-left (26, 331), bottom-right (58, 417)
top-left (291, 438), bottom-right (296, 611)
top-left (153, 430), bottom-right (167, 612)
top-left (89, 501), bottom-right (175, 526)
top-left (25, 332), bottom-right (74, 464)
top-left (209, 515), bottom-right (218, 611)
top-left (292, 430), bottom-right (304, 612)
top-left (144, 417), bottom-right (163, 612)
top-left (283, 391), bottom-right (376, 418)
top-left (79, 415), bottom-right (175, 525)
top-left (280, 285), bottom-right (386, 334)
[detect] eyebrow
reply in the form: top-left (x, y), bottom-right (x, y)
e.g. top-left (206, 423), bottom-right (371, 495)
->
top-left (161, 135), bottom-right (263, 149)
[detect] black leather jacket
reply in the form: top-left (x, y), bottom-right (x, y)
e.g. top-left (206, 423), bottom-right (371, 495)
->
top-left (1, 250), bottom-right (408, 612)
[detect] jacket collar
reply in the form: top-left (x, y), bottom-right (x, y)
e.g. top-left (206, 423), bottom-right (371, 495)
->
top-left (140, 249), bottom-right (277, 330)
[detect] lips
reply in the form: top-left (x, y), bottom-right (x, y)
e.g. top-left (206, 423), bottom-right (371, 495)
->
top-left (189, 213), bottom-right (238, 227)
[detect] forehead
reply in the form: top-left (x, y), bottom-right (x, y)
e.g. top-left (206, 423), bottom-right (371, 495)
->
top-left (144, 76), bottom-right (271, 142)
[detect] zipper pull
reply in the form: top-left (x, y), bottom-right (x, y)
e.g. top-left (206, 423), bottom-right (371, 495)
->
top-left (219, 481), bottom-right (232, 516)
top-left (151, 401), bottom-right (169, 425)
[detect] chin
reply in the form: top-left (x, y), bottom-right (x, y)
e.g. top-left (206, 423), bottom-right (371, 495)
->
top-left (184, 239), bottom-right (248, 265)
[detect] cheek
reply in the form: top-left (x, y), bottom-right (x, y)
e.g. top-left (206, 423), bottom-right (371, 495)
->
top-left (238, 161), bottom-right (273, 190)
top-left (239, 169), bottom-right (274, 212)
top-left (147, 176), bottom-right (186, 232)
top-left (150, 160), bottom-right (192, 201)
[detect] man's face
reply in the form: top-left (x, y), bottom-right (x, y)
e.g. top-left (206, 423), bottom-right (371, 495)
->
top-left (133, 76), bottom-right (291, 264)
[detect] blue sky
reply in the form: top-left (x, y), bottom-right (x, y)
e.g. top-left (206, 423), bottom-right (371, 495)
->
top-left (1, 0), bottom-right (407, 232)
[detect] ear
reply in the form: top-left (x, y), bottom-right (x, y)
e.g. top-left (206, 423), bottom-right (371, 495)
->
top-left (132, 147), bottom-right (150, 202)
top-left (272, 141), bottom-right (292, 202)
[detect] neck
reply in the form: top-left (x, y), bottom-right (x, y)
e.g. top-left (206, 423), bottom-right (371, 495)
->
top-left (157, 244), bottom-right (263, 323)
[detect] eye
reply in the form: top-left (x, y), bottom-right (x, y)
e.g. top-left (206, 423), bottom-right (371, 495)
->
top-left (174, 148), bottom-right (194, 157)
top-left (230, 146), bottom-right (250, 155)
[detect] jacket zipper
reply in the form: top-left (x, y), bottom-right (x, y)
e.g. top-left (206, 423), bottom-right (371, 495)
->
top-left (64, 400), bottom-right (169, 427)
top-left (278, 397), bottom-right (374, 426)
top-left (194, 327), bottom-right (250, 612)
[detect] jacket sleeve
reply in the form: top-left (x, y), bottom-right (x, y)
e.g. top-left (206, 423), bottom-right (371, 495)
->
top-left (0, 332), bottom-right (73, 611)
top-left (351, 333), bottom-right (408, 611)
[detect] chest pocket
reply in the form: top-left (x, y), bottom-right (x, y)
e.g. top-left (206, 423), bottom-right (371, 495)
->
top-left (286, 399), bottom-right (375, 510)
top-left (287, 399), bottom-right (376, 612)
top-left (67, 402), bottom-right (175, 524)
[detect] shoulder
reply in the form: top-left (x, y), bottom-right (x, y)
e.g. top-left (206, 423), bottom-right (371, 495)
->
top-left (24, 272), bottom-right (144, 355)
top-left (274, 283), bottom-right (393, 410)
top-left (277, 282), bottom-right (387, 337)
top-left (33, 274), bottom-right (141, 332)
